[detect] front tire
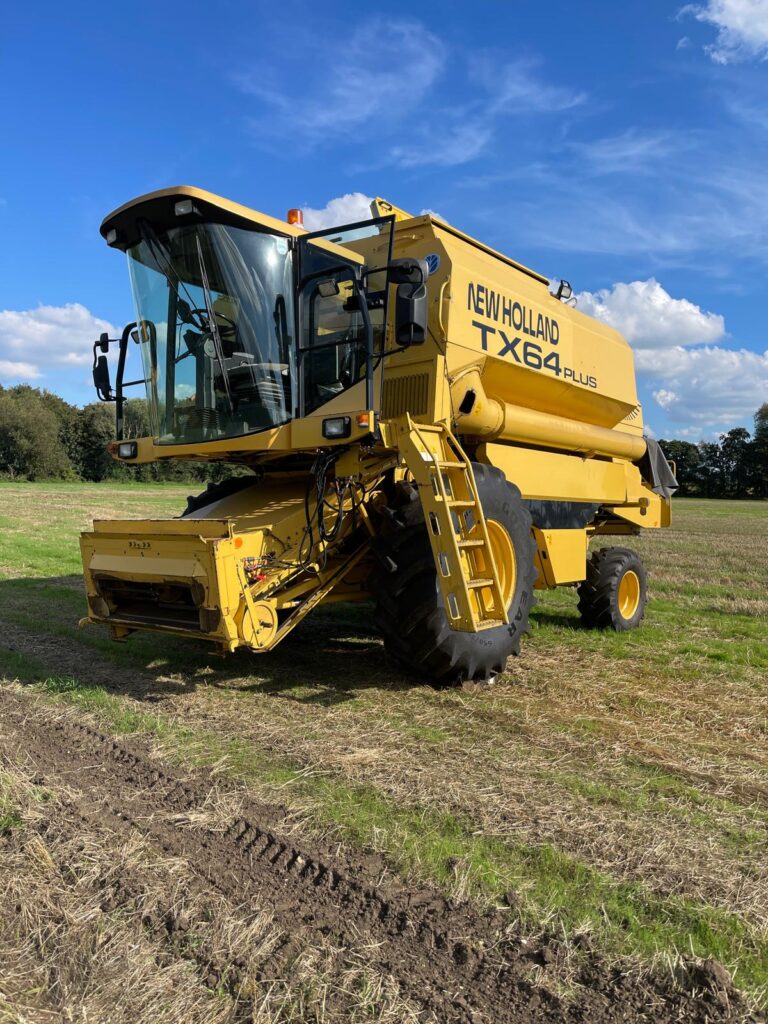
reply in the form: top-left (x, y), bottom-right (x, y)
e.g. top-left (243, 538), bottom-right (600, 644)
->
top-left (370, 464), bottom-right (537, 685)
top-left (577, 547), bottom-right (647, 631)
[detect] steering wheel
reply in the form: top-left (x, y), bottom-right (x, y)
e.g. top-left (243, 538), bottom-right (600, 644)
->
top-left (339, 338), bottom-right (366, 387)
top-left (185, 307), bottom-right (237, 342)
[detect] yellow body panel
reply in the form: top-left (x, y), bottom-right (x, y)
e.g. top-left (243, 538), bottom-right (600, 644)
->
top-left (532, 529), bottom-right (590, 587)
top-left (478, 443), bottom-right (631, 503)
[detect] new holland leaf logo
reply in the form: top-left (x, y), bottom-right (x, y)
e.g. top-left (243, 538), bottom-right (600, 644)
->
top-left (425, 253), bottom-right (440, 275)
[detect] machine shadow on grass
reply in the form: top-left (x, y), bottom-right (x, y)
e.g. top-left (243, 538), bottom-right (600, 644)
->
top-left (0, 574), bottom-right (423, 709)
top-left (528, 608), bottom-right (586, 631)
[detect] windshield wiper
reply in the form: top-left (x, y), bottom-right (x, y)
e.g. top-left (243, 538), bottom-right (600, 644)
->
top-left (194, 233), bottom-right (234, 413)
top-left (139, 220), bottom-right (197, 321)
top-left (138, 219), bottom-right (207, 369)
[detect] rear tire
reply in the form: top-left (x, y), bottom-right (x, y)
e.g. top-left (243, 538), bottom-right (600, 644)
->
top-left (577, 547), bottom-right (647, 631)
top-left (370, 464), bottom-right (537, 685)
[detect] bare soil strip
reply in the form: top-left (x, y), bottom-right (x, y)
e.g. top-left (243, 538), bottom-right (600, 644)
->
top-left (0, 688), bottom-right (759, 1024)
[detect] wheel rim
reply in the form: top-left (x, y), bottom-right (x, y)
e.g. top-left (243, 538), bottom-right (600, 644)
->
top-left (484, 518), bottom-right (517, 610)
top-left (618, 569), bottom-right (641, 620)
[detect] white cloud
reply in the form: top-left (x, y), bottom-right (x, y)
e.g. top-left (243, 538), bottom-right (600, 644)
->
top-left (389, 59), bottom-right (585, 169)
top-left (238, 19), bottom-right (445, 143)
top-left (0, 303), bottom-right (116, 384)
top-left (389, 121), bottom-right (494, 169)
top-left (570, 130), bottom-right (680, 175)
top-left (0, 360), bottom-right (41, 381)
top-left (653, 388), bottom-right (678, 409)
top-left (462, 129), bottom-right (768, 262)
top-left (576, 279), bottom-right (725, 348)
top-left (237, 23), bottom-right (584, 171)
top-left (420, 207), bottom-right (447, 220)
top-left (726, 96), bottom-right (768, 129)
top-left (641, 345), bottom-right (768, 426)
top-left (478, 59), bottom-right (587, 115)
top-left (301, 194), bottom-right (450, 233)
top-left (301, 193), bottom-right (375, 231)
top-left (577, 278), bottom-right (766, 430)
top-left (681, 0), bottom-right (768, 62)
top-left (301, 194), bottom-right (450, 231)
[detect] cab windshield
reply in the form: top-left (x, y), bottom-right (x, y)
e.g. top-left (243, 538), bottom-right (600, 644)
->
top-left (127, 222), bottom-right (295, 444)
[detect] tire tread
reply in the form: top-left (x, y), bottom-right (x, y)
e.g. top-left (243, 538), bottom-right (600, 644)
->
top-left (370, 464), bottom-right (537, 684)
top-left (577, 546), bottom-right (647, 631)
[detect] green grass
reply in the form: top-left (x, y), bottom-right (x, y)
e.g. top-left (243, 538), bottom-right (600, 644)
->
top-left (0, 809), bottom-right (23, 832)
top-left (0, 480), bottom-right (184, 577)
top-left (547, 769), bottom-right (768, 845)
top-left (0, 773), bottom-right (24, 833)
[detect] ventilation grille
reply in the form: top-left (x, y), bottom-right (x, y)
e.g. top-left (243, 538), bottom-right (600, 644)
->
top-left (381, 373), bottom-right (430, 418)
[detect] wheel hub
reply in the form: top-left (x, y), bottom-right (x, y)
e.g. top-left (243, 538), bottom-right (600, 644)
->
top-left (618, 569), bottom-right (641, 619)
top-left (484, 518), bottom-right (517, 609)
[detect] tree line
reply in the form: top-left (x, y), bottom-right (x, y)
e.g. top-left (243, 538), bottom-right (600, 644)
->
top-left (0, 384), bottom-right (228, 484)
top-left (0, 383), bottom-right (766, 497)
top-left (659, 404), bottom-right (768, 498)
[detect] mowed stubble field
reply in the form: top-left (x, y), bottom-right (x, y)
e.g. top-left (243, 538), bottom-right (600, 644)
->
top-left (0, 481), bottom-right (766, 1023)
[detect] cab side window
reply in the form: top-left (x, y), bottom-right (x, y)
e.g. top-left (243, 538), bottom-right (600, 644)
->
top-left (301, 270), bottom-right (366, 414)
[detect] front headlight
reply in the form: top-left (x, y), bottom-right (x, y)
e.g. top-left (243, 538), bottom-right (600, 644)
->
top-left (117, 441), bottom-right (138, 459)
top-left (322, 417), bottom-right (351, 439)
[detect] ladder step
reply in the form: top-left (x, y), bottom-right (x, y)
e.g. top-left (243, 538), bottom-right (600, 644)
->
top-left (436, 460), bottom-right (465, 469)
top-left (467, 578), bottom-right (494, 589)
top-left (447, 500), bottom-right (475, 508)
top-left (458, 538), bottom-right (484, 548)
top-left (478, 618), bottom-right (505, 628)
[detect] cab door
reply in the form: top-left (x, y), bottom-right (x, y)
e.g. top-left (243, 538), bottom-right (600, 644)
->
top-left (297, 217), bottom-right (393, 416)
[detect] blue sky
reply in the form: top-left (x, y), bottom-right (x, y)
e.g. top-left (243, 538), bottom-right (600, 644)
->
top-left (1, 0), bottom-right (767, 439)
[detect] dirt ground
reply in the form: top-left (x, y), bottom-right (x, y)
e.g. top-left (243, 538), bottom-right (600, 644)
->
top-left (0, 686), bottom-right (760, 1024)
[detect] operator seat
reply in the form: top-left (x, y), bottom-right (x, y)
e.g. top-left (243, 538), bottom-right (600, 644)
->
top-left (212, 294), bottom-right (290, 425)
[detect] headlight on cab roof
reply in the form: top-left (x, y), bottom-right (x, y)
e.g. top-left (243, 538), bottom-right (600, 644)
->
top-left (118, 441), bottom-right (138, 459)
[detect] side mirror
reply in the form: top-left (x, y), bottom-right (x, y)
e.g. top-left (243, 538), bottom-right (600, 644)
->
top-left (387, 257), bottom-right (428, 285)
top-left (395, 281), bottom-right (427, 346)
top-left (93, 354), bottom-right (113, 400)
top-left (388, 258), bottom-right (429, 347)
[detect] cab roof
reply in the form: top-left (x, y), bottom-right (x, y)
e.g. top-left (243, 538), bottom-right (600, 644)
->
top-left (100, 185), bottom-right (308, 251)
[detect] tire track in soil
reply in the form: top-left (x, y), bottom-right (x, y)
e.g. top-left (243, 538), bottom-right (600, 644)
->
top-left (0, 688), bottom-right (757, 1024)
top-left (0, 785), bottom-right (287, 1022)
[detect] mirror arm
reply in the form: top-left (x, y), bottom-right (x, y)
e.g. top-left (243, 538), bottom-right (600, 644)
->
top-left (114, 322), bottom-right (137, 440)
top-left (379, 259), bottom-right (427, 287)
top-left (354, 272), bottom-right (375, 411)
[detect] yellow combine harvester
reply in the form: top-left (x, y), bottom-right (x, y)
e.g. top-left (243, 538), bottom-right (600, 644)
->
top-left (80, 187), bottom-right (676, 684)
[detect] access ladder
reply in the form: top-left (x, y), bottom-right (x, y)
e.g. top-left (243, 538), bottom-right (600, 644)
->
top-left (397, 416), bottom-right (507, 632)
